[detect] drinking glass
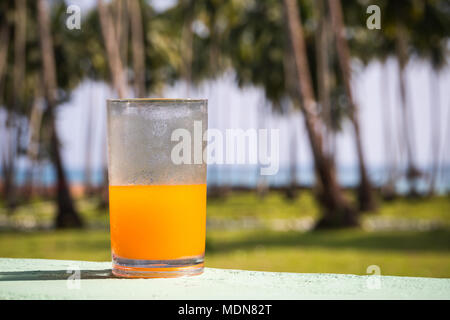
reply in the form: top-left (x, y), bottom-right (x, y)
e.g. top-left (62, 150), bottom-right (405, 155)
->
top-left (106, 98), bottom-right (208, 278)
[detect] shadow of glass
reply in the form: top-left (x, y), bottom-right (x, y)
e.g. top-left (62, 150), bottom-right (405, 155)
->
top-left (0, 269), bottom-right (114, 281)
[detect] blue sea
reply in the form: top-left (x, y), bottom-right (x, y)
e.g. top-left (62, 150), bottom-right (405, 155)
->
top-left (10, 163), bottom-right (450, 195)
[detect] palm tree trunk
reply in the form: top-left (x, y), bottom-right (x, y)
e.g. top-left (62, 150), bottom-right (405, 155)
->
top-left (4, 0), bottom-right (27, 206)
top-left (1, 113), bottom-right (18, 211)
top-left (282, 18), bottom-right (299, 199)
top-left (13, 0), bottom-right (26, 108)
top-left (181, 0), bottom-right (194, 96)
top-left (113, 0), bottom-right (129, 68)
top-left (0, 28), bottom-right (8, 87)
top-left (97, 0), bottom-right (128, 98)
top-left (37, 0), bottom-right (83, 228)
top-left (98, 95), bottom-right (109, 210)
top-left (380, 62), bottom-right (397, 199)
top-left (442, 100), bottom-right (450, 194)
top-left (128, 0), bottom-right (146, 97)
top-left (283, 0), bottom-right (357, 228)
top-left (395, 24), bottom-right (420, 195)
top-left (97, 0), bottom-right (130, 209)
top-left (83, 81), bottom-right (95, 196)
top-left (328, 0), bottom-right (376, 211)
top-left (314, 0), bottom-right (333, 160)
top-left (428, 69), bottom-right (441, 196)
top-left (286, 108), bottom-right (299, 200)
top-left (0, 16), bottom-right (12, 205)
top-left (25, 91), bottom-right (44, 199)
top-left (255, 97), bottom-right (269, 198)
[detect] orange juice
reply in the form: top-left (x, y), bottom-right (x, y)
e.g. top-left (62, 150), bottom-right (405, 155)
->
top-left (109, 184), bottom-right (206, 261)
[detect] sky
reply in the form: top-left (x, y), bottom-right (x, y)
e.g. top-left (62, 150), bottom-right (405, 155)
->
top-left (50, 57), bottom-right (450, 173)
top-left (66, 0), bottom-right (177, 13)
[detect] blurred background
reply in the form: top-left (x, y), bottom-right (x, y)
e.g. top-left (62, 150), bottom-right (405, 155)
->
top-left (0, 0), bottom-right (449, 277)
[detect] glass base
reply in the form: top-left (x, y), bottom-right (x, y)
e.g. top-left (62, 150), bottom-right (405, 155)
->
top-left (112, 254), bottom-right (204, 278)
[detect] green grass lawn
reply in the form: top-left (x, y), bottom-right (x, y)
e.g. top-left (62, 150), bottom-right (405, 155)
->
top-left (0, 191), bottom-right (449, 278)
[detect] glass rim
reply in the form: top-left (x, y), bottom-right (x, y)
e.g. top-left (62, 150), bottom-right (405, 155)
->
top-left (107, 98), bottom-right (207, 103)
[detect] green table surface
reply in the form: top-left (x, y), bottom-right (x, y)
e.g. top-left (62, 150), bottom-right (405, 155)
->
top-left (0, 258), bottom-right (449, 299)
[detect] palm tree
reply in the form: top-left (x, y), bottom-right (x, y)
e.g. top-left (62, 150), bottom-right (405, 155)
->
top-left (428, 67), bottom-right (441, 195)
top-left (409, 2), bottom-right (449, 196)
top-left (37, 0), bottom-right (83, 228)
top-left (392, 1), bottom-right (448, 196)
top-left (282, 4), bottom-right (302, 200)
top-left (395, 23), bottom-right (421, 195)
top-left (96, 0), bottom-right (129, 209)
top-left (13, 0), bottom-right (26, 110)
top-left (283, 0), bottom-right (357, 228)
top-left (128, 0), bottom-right (146, 97)
top-left (97, 0), bottom-right (128, 98)
top-left (379, 61), bottom-right (398, 199)
top-left (340, 0), bottom-right (449, 198)
top-left (83, 79), bottom-right (95, 196)
top-left (113, 0), bottom-right (129, 69)
top-left (26, 79), bottom-right (45, 198)
top-left (0, 2), bottom-right (13, 208)
top-left (8, 0), bottom-right (27, 205)
top-left (0, 12), bottom-right (8, 84)
top-left (313, 0), bottom-right (333, 160)
top-left (180, 0), bottom-right (194, 96)
top-left (327, 0), bottom-right (377, 211)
